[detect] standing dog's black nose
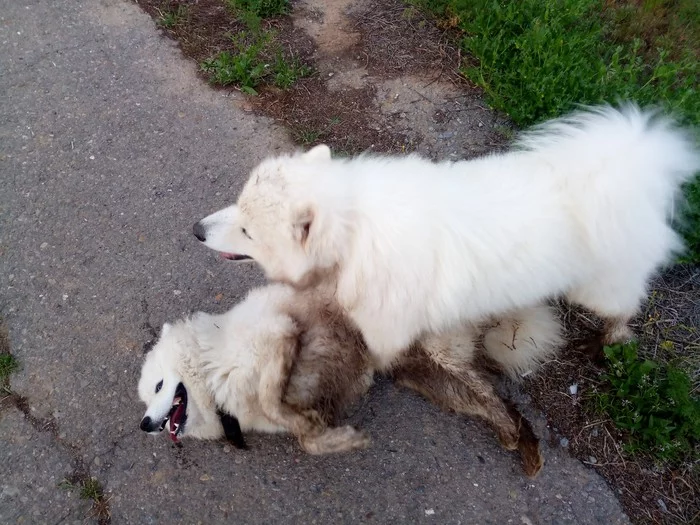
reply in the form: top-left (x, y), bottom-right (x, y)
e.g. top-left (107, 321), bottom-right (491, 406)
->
top-left (140, 416), bottom-right (153, 432)
top-left (193, 221), bottom-right (206, 242)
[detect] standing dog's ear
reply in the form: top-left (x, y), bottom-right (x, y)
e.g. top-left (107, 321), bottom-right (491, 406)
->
top-left (303, 144), bottom-right (331, 162)
top-left (292, 206), bottom-right (314, 245)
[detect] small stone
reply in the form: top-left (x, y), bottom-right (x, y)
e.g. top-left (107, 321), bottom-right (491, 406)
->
top-left (657, 499), bottom-right (668, 513)
top-left (40, 242), bottom-right (49, 250)
top-left (559, 437), bottom-right (569, 448)
top-left (93, 456), bottom-right (102, 467)
top-left (173, 290), bottom-right (181, 296)
top-left (424, 509), bottom-right (435, 516)
top-left (569, 384), bottom-right (578, 395)
top-left (200, 474), bottom-right (212, 481)
top-left (590, 428), bottom-right (599, 438)
top-left (223, 445), bottom-right (231, 453)
top-left (588, 456), bottom-right (597, 464)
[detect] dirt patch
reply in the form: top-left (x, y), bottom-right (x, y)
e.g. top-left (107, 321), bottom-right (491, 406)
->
top-left (295, 0), bottom-right (360, 55)
top-left (135, 0), bottom-right (509, 156)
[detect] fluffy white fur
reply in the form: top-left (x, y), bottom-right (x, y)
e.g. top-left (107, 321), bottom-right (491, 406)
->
top-left (138, 283), bottom-right (373, 453)
top-left (195, 104), bottom-right (697, 367)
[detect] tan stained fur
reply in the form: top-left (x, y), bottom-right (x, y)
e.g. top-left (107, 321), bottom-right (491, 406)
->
top-left (139, 283), bottom-right (550, 475)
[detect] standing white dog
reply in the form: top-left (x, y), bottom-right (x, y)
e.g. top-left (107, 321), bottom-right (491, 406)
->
top-left (194, 104), bottom-right (698, 369)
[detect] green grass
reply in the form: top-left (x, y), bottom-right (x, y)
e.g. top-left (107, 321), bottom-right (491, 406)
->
top-left (0, 354), bottom-right (18, 383)
top-left (79, 477), bottom-right (104, 502)
top-left (201, 30), bottom-right (311, 93)
top-left (410, 0), bottom-right (700, 261)
top-left (156, 5), bottom-right (188, 28)
top-left (60, 476), bottom-right (110, 523)
top-left (227, 0), bottom-right (289, 19)
top-left (590, 342), bottom-right (700, 464)
top-left (202, 0), bottom-right (310, 92)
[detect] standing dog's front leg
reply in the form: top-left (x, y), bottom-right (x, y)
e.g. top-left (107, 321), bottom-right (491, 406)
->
top-left (258, 332), bottom-right (326, 439)
top-left (258, 330), bottom-right (370, 455)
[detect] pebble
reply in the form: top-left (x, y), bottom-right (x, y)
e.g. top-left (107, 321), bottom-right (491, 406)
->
top-left (657, 499), bottom-right (668, 513)
top-left (590, 428), bottom-right (599, 438)
top-left (559, 437), bottom-right (569, 448)
top-left (569, 383), bottom-right (578, 395)
top-left (588, 456), bottom-right (597, 464)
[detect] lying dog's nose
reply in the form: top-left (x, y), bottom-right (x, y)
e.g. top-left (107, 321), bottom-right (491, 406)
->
top-left (192, 221), bottom-right (206, 242)
top-left (140, 416), bottom-right (153, 432)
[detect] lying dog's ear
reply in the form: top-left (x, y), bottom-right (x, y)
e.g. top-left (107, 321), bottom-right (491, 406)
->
top-left (217, 409), bottom-right (248, 450)
top-left (303, 144), bottom-right (331, 162)
top-left (292, 206), bottom-right (314, 245)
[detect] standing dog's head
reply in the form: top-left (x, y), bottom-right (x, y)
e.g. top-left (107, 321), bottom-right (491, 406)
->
top-left (192, 145), bottom-right (348, 287)
top-left (138, 320), bottom-right (231, 443)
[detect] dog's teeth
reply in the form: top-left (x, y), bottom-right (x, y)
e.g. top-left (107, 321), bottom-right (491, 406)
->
top-left (174, 423), bottom-right (180, 430)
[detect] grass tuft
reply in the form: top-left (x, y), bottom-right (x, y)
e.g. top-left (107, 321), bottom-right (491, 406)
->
top-left (227, 0), bottom-right (289, 19)
top-left (202, 0), bottom-right (311, 92)
top-left (156, 5), bottom-right (188, 28)
top-left (590, 342), bottom-right (700, 464)
top-left (201, 30), bottom-right (312, 92)
top-left (0, 354), bottom-right (18, 383)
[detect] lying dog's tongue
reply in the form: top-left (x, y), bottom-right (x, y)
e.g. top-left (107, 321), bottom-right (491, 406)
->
top-left (220, 253), bottom-right (252, 261)
top-left (169, 397), bottom-right (186, 443)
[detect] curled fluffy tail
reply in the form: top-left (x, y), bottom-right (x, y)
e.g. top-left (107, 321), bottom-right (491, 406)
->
top-left (482, 305), bottom-right (564, 380)
top-left (516, 103), bottom-right (700, 223)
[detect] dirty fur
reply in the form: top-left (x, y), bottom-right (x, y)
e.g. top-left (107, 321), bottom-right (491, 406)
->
top-left (138, 283), bottom-right (557, 475)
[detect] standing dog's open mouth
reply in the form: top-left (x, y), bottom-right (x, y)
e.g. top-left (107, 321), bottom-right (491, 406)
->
top-left (160, 382), bottom-right (188, 442)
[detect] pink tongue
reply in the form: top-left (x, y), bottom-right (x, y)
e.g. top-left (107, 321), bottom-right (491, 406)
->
top-left (169, 403), bottom-right (186, 442)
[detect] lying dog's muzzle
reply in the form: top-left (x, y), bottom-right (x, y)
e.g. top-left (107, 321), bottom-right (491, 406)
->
top-left (139, 415), bottom-right (161, 433)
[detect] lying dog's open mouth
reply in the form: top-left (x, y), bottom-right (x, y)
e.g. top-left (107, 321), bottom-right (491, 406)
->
top-left (220, 253), bottom-right (253, 262)
top-left (160, 382), bottom-right (188, 443)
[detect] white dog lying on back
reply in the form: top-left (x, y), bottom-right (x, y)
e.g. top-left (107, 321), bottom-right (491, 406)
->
top-left (138, 282), bottom-right (562, 475)
top-left (193, 104), bottom-right (698, 370)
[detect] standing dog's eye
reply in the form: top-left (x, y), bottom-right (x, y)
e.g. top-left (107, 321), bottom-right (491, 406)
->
top-left (155, 380), bottom-right (163, 393)
top-left (241, 227), bottom-right (252, 240)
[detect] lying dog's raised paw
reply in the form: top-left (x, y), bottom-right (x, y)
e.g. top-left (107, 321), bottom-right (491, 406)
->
top-left (300, 426), bottom-right (370, 455)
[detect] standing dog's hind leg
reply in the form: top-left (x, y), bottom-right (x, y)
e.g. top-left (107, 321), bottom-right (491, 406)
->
top-left (392, 348), bottom-right (544, 478)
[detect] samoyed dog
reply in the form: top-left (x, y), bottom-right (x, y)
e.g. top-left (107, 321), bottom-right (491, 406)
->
top-left (138, 283), bottom-right (562, 475)
top-left (194, 104), bottom-right (698, 369)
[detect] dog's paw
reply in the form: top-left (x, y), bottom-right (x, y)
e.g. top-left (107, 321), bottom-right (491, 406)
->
top-left (516, 415), bottom-right (544, 478)
top-left (301, 409), bottom-right (325, 429)
top-left (300, 426), bottom-right (370, 455)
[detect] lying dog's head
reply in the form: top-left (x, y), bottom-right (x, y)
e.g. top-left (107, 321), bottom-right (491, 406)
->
top-left (192, 145), bottom-right (347, 288)
top-left (138, 320), bottom-right (246, 446)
